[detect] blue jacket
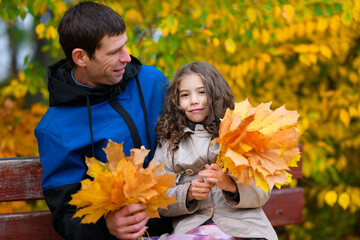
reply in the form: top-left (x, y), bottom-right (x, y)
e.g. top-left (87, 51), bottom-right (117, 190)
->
top-left (35, 56), bottom-right (168, 239)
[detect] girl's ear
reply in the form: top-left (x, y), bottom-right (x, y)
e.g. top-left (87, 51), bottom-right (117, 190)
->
top-left (72, 48), bottom-right (89, 67)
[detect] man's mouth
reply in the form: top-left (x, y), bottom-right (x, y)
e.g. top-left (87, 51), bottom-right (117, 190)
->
top-left (114, 68), bottom-right (125, 75)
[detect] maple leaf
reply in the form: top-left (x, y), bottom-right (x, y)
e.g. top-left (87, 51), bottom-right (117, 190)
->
top-left (69, 140), bottom-right (177, 224)
top-left (214, 98), bottom-right (301, 193)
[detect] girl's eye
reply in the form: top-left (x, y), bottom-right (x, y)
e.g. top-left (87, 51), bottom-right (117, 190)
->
top-left (180, 93), bottom-right (189, 98)
top-left (199, 90), bottom-right (206, 94)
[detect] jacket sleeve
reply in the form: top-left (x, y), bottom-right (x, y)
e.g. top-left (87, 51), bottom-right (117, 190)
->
top-left (154, 141), bottom-right (200, 217)
top-left (43, 183), bottom-right (118, 240)
top-left (223, 175), bottom-right (271, 208)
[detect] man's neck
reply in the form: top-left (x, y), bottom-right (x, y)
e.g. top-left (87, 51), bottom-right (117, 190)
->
top-left (72, 69), bottom-right (93, 88)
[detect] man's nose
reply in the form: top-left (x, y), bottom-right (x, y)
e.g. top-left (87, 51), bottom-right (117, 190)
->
top-left (120, 48), bottom-right (131, 63)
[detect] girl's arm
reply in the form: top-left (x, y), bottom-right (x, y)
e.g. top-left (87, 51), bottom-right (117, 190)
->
top-left (153, 141), bottom-right (204, 217)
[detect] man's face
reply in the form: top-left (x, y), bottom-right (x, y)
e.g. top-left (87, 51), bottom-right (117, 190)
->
top-left (85, 32), bottom-right (131, 87)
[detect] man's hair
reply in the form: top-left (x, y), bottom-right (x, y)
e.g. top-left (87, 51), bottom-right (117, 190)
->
top-left (58, 1), bottom-right (126, 68)
top-left (156, 61), bottom-right (235, 152)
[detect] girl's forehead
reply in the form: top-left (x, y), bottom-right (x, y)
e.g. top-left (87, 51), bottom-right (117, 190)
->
top-left (179, 73), bottom-right (204, 83)
top-left (179, 73), bottom-right (204, 87)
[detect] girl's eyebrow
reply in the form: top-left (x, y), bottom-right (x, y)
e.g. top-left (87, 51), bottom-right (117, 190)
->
top-left (179, 86), bottom-right (205, 92)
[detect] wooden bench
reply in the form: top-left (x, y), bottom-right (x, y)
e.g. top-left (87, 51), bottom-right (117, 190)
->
top-left (0, 154), bottom-right (303, 239)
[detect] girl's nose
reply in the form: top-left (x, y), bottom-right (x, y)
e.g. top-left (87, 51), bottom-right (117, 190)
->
top-left (190, 94), bottom-right (199, 104)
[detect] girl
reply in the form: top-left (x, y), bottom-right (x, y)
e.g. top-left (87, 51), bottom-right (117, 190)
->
top-left (154, 61), bottom-right (278, 240)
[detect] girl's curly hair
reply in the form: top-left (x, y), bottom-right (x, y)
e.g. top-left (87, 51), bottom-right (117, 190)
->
top-left (156, 61), bottom-right (235, 152)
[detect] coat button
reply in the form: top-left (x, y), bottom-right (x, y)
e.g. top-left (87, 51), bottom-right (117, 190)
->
top-left (185, 169), bottom-right (195, 175)
top-left (207, 208), bottom-right (214, 216)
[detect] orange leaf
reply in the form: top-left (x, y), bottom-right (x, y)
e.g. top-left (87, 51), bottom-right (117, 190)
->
top-left (214, 99), bottom-right (301, 192)
top-left (70, 141), bottom-right (177, 223)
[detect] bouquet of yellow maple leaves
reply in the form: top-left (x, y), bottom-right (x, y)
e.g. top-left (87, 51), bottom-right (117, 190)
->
top-left (213, 99), bottom-right (301, 193)
top-left (69, 140), bottom-right (177, 224)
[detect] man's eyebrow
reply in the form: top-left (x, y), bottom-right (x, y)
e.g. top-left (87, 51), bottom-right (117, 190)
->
top-left (108, 40), bottom-right (128, 53)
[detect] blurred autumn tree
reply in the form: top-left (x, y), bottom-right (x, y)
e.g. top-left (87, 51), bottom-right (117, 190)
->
top-left (1, 0), bottom-right (359, 239)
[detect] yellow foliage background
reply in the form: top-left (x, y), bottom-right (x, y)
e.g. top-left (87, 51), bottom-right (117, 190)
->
top-left (1, 0), bottom-right (359, 239)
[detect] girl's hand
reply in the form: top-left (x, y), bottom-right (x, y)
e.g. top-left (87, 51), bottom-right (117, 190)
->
top-left (187, 177), bottom-right (212, 201)
top-left (198, 164), bottom-right (237, 194)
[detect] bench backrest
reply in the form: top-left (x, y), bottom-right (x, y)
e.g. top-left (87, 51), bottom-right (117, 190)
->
top-left (0, 157), bottom-right (63, 240)
top-left (0, 154), bottom-right (303, 239)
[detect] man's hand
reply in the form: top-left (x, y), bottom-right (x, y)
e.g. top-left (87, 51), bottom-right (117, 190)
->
top-left (198, 164), bottom-right (237, 193)
top-left (187, 177), bottom-right (212, 201)
top-left (105, 203), bottom-right (148, 240)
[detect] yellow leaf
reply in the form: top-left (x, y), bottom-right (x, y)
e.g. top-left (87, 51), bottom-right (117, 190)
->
top-left (308, 53), bottom-right (317, 64)
top-left (299, 54), bottom-right (311, 66)
top-left (200, 29), bottom-right (213, 37)
top-left (296, 23), bottom-right (305, 37)
top-left (18, 71), bottom-right (26, 82)
top-left (246, 8), bottom-right (257, 23)
top-left (124, 9), bottom-right (143, 22)
top-left (316, 18), bottom-right (328, 33)
top-left (293, 44), bottom-right (308, 53)
top-left (254, 172), bottom-right (269, 193)
top-left (256, 58), bottom-right (265, 72)
top-left (306, 21), bottom-right (316, 37)
top-left (45, 26), bottom-right (57, 40)
top-left (338, 192), bottom-right (350, 210)
top-left (282, 4), bottom-right (295, 22)
top-left (320, 45), bottom-right (332, 59)
top-left (35, 24), bottom-right (45, 39)
top-left (261, 30), bottom-right (270, 44)
top-left (170, 17), bottom-right (178, 35)
top-left (33, 0), bottom-right (47, 15)
top-left (224, 38), bottom-right (236, 53)
top-left (107, 2), bottom-right (124, 15)
top-left (54, 1), bottom-right (67, 17)
top-left (274, 6), bottom-right (282, 19)
top-left (160, 2), bottom-right (171, 18)
top-left (325, 190), bottom-right (337, 207)
top-left (252, 28), bottom-right (260, 40)
top-left (339, 108), bottom-right (350, 127)
top-left (348, 71), bottom-right (359, 84)
top-left (213, 38), bottom-right (220, 46)
top-left (191, 7), bottom-right (202, 19)
top-left (160, 22), bottom-right (169, 36)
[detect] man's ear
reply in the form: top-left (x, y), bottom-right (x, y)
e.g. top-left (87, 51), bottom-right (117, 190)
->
top-left (72, 48), bottom-right (89, 67)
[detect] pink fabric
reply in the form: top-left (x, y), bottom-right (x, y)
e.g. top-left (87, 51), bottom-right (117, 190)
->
top-left (162, 223), bottom-right (265, 240)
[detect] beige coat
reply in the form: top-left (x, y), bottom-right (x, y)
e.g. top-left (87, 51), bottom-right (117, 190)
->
top-left (154, 125), bottom-right (278, 240)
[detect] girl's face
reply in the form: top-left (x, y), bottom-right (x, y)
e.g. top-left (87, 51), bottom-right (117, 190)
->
top-left (178, 73), bottom-right (210, 123)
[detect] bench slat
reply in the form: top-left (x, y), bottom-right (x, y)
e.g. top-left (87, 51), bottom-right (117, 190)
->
top-left (0, 157), bottom-right (43, 201)
top-left (0, 211), bottom-right (63, 240)
top-left (263, 187), bottom-right (304, 226)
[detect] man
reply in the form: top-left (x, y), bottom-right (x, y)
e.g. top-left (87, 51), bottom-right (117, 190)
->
top-left (35, 2), bottom-right (170, 239)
